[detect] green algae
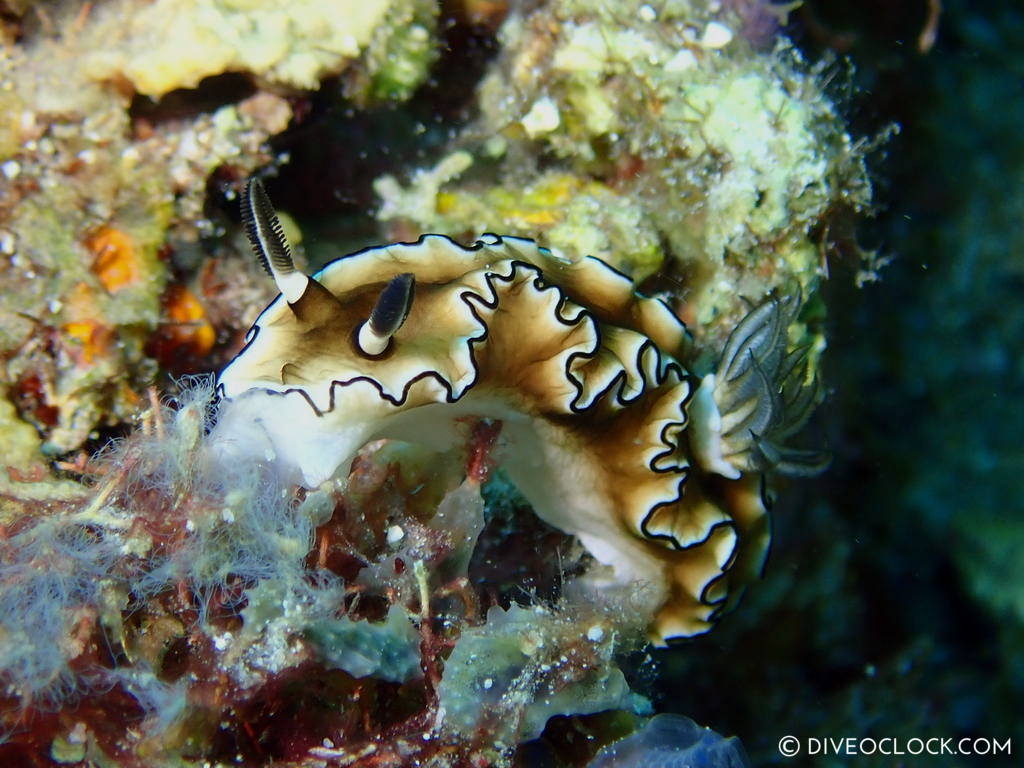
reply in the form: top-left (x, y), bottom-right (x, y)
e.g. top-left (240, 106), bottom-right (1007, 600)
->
top-left (305, 604), bottom-right (422, 683)
top-left (347, 0), bottom-right (439, 104)
top-left (0, 389), bottom-right (45, 472)
top-left (439, 604), bottom-right (645, 746)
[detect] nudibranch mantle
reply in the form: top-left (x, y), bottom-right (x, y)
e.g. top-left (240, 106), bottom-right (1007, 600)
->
top-left (212, 180), bottom-right (823, 644)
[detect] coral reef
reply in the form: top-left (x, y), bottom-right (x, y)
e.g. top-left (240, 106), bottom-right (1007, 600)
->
top-left (375, 0), bottom-right (874, 351)
top-left (80, 0), bottom-right (435, 98)
top-left (0, 0), bottom-right (443, 468)
top-left (1, 6), bottom-right (270, 460)
top-left (0, 0), bottom-right (897, 766)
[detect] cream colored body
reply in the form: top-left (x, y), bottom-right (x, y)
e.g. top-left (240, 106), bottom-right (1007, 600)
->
top-left (215, 229), bottom-right (813, 644)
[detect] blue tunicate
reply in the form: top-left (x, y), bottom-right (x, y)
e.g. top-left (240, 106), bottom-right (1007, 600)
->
top-left (586, 714), bottom-right (749, 768)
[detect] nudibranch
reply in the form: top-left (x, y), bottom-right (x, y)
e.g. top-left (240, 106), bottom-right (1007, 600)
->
top-left (213, 179), bottom-right (825, 645)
